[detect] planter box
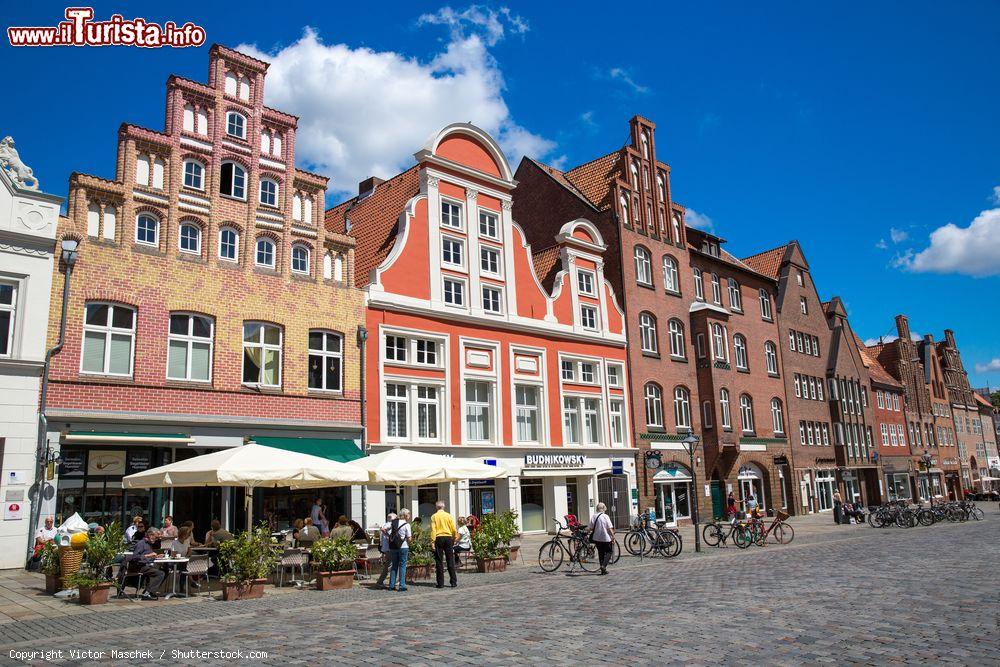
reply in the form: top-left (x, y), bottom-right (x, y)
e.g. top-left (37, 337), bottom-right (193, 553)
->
top-left (406, 563), bottom-right (432, 582)
top-left (505, 545), bottom-right (520, 563)
top-left (221, 578), bottom-right (267, 601)
top-left (78, 582), bottom-right (112, 605)
top-left (475, 556), bottom-right (507, 573)
top-left (44, 574), bottom-right (63, 594)
top-left (315, 570), bottom-right (354, 591)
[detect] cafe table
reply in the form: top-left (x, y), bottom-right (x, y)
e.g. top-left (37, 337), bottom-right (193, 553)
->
top-left (154, 556), bottom-right (190, 599)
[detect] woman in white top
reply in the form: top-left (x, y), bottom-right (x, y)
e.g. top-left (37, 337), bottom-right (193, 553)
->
top-left (453, 517), bottom-right (472, 559)
top-left (383, 509), bottom-right (412, 591)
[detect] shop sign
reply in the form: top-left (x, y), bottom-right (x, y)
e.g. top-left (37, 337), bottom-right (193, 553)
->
top-left (4, 503), bottom-right (23, 521)
top-left (59, 450), bottom-right (86, 476)
top-left (469, 479), bottom-right (493, 487)
top-left (87, 450), bottom-right (126, 476)
top-left (772, 455), bottom-right (789, 466)
top-left (127, 451), bottom-right (153, 474)
top-left (523, 454), bottom-right (585, 468)
top-left (612, 460), bottom-right (624, 475)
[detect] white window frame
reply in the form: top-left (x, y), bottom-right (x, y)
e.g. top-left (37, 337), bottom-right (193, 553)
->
top-left (219, 227), bottom-right (239, 262)
top-left (639, 313), bottom-right (658, 354)
top-left (385, 335), bottom-right (407, 363)
top-left (226, 111), bottom-right (247, 139)
top-left (255, 237), bottom-right (276, 268)
top-left (182, 160), bottom-right (204, 190)
top-left (259, 178), bottom-right (279, 207)
top-left (728, 279), bottom-right (742, 311)
top-left (712, 323), bottom-right (728, 361)
top-left (734, 334), bottom-right (748, 370)
top-left (135, 213), bottom-right (159, 247)
top-left (385, 382), bottom-right (409, 441)
top-left (291, 244), bottom-right (311, 275)
top-left (220, 161), bottom-right (247, 200)
top-left (0, 280), bottom-right (16, 358)
top-left (674, 387), bottom-right (691, 429)
top-left (241, 322), bottom-right (282, 388)
top-left (645, 384), bottom-right (664, 428)
top-left (443, 277), bottom-right (466, 307)
top-left (771, 398), bottom-right (784, 435)
top-left (442, 236), bottom-right (465, 269)
top-left (580, 304), bottom-right (598, 331)
top-left (740, 394), bottom-right (754, 433)
top-left (441, 198), bottom-right (464, 230)
top-left (480, 245), bottom-right (501, 276)
top-left (80, 303), bottom-right (136, 377)
top-left (167, 313), bottom-right (213, 382)
top-left (178, 222), bottom-right (201, 255)
top-left (693, 268), bottom-right (704, 300)
top-left (765, 342), bottom-right (778, 375)
top-left (607, 364), bottom-right (622, 388)
top-left (711, 273), bottom-right (721, 304)
top-left (720, 389), bottom-right (732, 429)
top-left (561, 359), bottom-right (575, 381)
top-left (308, 330), bottom-right (343, 392)
top-left (577, 269), bottom-right (596, 296)
top-left (610, 400), bottom-right (625, 446)
top-left (663, 256), bottom-right (679, 293)
top-left (634, 246), bottom-right (652, 286)
top-left (482, 285), bottom-right (503, 315)
top-left (416, 385), bottom-right (441, 442)
top-left (465, 379), bottom-right (495, 444)
top-left (759, 288), bottom-right (772, 320)
top-left (514, 384), bottom-right (541, 444)
top-left (478, 208), bottom-right (499, 240)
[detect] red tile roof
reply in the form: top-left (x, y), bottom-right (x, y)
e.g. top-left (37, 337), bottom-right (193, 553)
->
top-left (530, 244), bottom-right (563, 290)
top-left (562, 151), bottom-right (621, 211)
top-left (324, 166), bottom-right (421, 286)
top-left (856, 335), bottom-right (902, 388)
top-left (740, 244), bottom-right (787, 280)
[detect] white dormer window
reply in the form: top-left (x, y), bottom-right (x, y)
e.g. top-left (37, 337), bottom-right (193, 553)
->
top-left (580, 305), bottom-right (598, 331)
top-left (577, 269), bottom-right (596, 296)
top-left (441, 200), bottom-right (463, 229)
top-left (479, 210), bottom-right (499, 239)
top-left (226, 111), bottom-right (246, 139)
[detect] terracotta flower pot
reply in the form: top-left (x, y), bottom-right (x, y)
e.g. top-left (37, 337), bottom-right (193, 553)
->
top-left (221, 578), bottom-right (267, 601)
top-left (475, 556), bottom-right (507, 573)
top-left (315, 570), bottom-right (354, 590)
top-left (505, 545), bottom-right (520, 563)
top-left (78, 582), bottom-right (112, 605)
top-left (406, 563), bottom-right (432, 582)
top-left (44, 574), bottom-right (63, 594)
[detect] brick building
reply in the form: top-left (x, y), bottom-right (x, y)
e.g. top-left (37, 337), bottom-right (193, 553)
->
top-left (327, 123), bottom-right (635, 532)
top-left (935, 330), bottom-right (980, 494)
top-left (972, 393), bottom-right (999, 492)
top-left (42, 45), bottom-right (365, 534)
top-left (858, 342), bottom-right (912, 500)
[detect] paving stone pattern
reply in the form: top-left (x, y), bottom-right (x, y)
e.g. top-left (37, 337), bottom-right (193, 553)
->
top-left (0, 515), bottom-right (996, 665)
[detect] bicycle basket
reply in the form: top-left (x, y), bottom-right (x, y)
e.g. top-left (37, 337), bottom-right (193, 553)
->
top-left (776, 511), bottom-right (790, 522)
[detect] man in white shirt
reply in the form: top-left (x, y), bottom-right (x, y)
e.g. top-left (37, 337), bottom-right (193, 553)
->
top-left (588, 503), bottom-right (615, 575)
top-left (34, 517), bottom-right (56, 546)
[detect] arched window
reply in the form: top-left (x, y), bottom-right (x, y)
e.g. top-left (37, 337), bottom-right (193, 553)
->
top-left (668, 319), bottom-right (685, 358)
top-left (656, 174), bottom-right (665, 202)
top-left (220, 161), bottom-right (246, 200)
top-left (291, 244), bottom-right (310, 274)
top-left (728, 278), bottom-right (742, 311)
top-left (771, 398), bottom-right (785, 435)
top-left (135, 213), bottom-right (159, 246)
top-left (711, 323), bottom-right (728, 361)
top-left (178, 222), bottom-right (201, 255)
top-left (639, 313), bottom-right (658, 354)
top-left (334, 253), bottom-right (344, 281)
top-left (152, 157), bottom-right (165, 189)
top-left (182, 160), bottom-right (204, 190)
top-left (662, 255), bottom-right (679, 293)
top-left (238, 76), bottom-right (250, 101)
top-left (634, 246), bottom-right (652, 285)
top-left (673, 387), bottom-right (691, 429)
top-left (292, 192), bottom-right (302, 221)
top-left (644, 383), bottom-right (663, 427)
top-left (304, 196), bottom-right (313, 225)
top-left (720, 388), bottom-right (731, 428)
top-left (135, 154), bottom-right (150, 186)
top-left (693, 268), bottom-right (704, 300)
top-left (226, 111), bottom-right (246, 139)
top-left (711, 273), bottom-right (721, 304)
top-left (619, 195), bottom-right (629, 226)
top-left (630, 162), bottom-right (639, 188)
top-left (740, 394), bottom-right (754, 433)
top-left (734, 334), bottom-right (748, 370)
top-left (183, 104), bottom-right (195, 132)
top-left (272, 133), bottom-right (282, 157)
top-left (224, 71), bottom-right (238, 96)
top-left (641, 132), bottom-right (649, 158)
top-left (259, 178), bottom-right (279, 207)
top-left (765, 341), bottom-right (778, 375)
top-left (260, 130), bottom-right (271, 154)
top-left (672, 213), bottom-right (682, 243)
top-left (255, 237), bottom-right (275, 268)
top-left (759, 288), bottom-right (772, 320)
top-left (219, 226), bottom-right (239, 262)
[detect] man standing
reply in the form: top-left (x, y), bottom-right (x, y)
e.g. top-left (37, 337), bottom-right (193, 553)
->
top-left (589, 502), bottom-right (615, 575)
top-left (429, 501), bottom-right (458, 588)
top-left (132, 528), bottom-right (166, 600)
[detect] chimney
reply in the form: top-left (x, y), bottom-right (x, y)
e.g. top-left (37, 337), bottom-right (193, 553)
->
top-left (894, 315), bottom-right (910, 341)
top-left (944, 329), bottom-right (956, 348)
top-left (358, 176), bottom-right (384, 197)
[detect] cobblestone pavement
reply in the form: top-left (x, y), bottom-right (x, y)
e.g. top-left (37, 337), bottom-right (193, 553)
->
top-left (0, 515), bottom-right (997, 666)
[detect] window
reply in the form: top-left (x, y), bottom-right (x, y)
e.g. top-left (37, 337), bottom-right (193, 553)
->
top-left (795, 374), bottom-right (802, 398)
top-left (292, 193), bottom-right (302, 221)
top-left (483, 286), bottom-right (503, 314)
top-left (639, 313), bottom-right (658, 354)
top-left (889, 423), bottom-right (898, 446)
top-left (877, 390), bottom-right (884, 409)
top-left (580, 304), bottom-right (598, 330)
top-left (219, 227), bottom-right (239, 262)
top-left (82, 304), bottom-right (135, 376)
top-left (765, 342), bottom-right (778, 375)
top-left (641, 132), bottom-right (650, 158)
top-left (674, 387), bottom-right (691, 429)
top-left (385, 335), bottom-right (406, 362)
top-left (441, 200), bottom-right (462, 229)
top-left (740, 394), bottom-right (754, 432)
top-left (620, 196), bottom-right (629, 226)
top-left (577, 270), bottom-right (595, 296)
top-left (580, 362), bottom-right (596, 384)
top-left (183, 104), bottom-right (195, 132)
top-left (0, 281), bottom-right (14, 357)
top-left (809, 377), bottom-right (817, 400)
top-left (702, 401), bottom-right (714, 429)
top-left (796, 271), bottom-right (804, 286)
top-left (261, 130), bottom-right (271, 154)
top-left (220, 162), bottom-right (246, 199)
top-left (291, 244), bottom-right (310, 274)
top-left (720, 389), bottom-right (731, 429)
top-left (415, 339), bottom-right (437, 365)
top-left (656, 175), bottom-right (665, 202)
top-left (796, 332), bottom-right (804, 353)
top-left (242, 322), bottom-right (281, 386)
top-left (667, 319), bottom-right (686, 358)
top-left (759, 288), bottom-right (772, 319)
top-left (182, 160), bottom-right (204, 190)
top-left (561, 359), bottom-right (575, 381)
top-left (663, 256), bottom-right (679, 293)
top-left (734, 335), bottom-right (748, 370)
top-left (255, 238), bottom-right (275, 268)
top-left (226, 111), bottom-right (246, 139)
top-left (442, 237), bottom-right (464, 267)
top-left (136, 154), bottom-right (150, 186)
top-left (728, 279), bottom-right (742, 311)
top-left (893, 394), bottom-right (900, 411)
top-left (672, 214), bottom-right (682, 244)
top-left (308, 331), bottom-right (342, 391)
top-left (515, 385), bottom-right (540, 443)
top-left (386, 383), bottom-right (408, 439)
top-left (443, 278), bottom-right (465, 306)
top-left (711, 273), bottom-right (721, 304)
top-left (822, 423), bottom-right (830, 445)
top-left (644, 384), bottom-right (663, 428)
top-left (693, 268), bottom-right (704, 300)
top-left (607, 365), bottom-right (622, 387)
top-left (178, 223), bottom-right (201, 255)
top-left (563, 398), bottom-right (581, 444)
top-left (259, 178), bottom-right (278, 207)
top-left (789, 331), bottom-right (796, 351)
top-left (630, 162), bottom-right (639, 188)
top-left (634, 246), bottom-right (652, 285)
top-left (481, 246), bottom-right (501, 275)
top-left (135, 213), bottom-right (159, 246)
top-left (771, 398), bottom-right (784, 434)
top-left (417, 386), bottom-right (439, 440)
top-left (711, 323), bottom-right (728, 361)
top-left (479, 210), bottom-right (499, 239)
top-left (696, 333), bottom-right (706, 359)
top-left (799, 422), bottom-right (807, 446)
top-left (466, 380), bottom-right (492, 441)
top-left (799, 296), bottom-right (808, 315)
top-left (164, 313), bottom-right (213, 382)
top-left (583, 398), bottom-right (602, 444)
top-left (610, 401), bottom-right (625, 446)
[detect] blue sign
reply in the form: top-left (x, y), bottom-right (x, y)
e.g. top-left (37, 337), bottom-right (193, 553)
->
top-left (612, 460), bottom-right (624, 475)
top-left (483, 458), bottom-right (497, 467)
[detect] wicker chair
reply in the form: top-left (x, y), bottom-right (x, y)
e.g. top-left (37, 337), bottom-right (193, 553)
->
top-left (275, 548), bottom-right (308, 588)
top-left (178, 554), bottom-right (214, 597)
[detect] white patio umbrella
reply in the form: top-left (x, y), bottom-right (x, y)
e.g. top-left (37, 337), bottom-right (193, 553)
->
top-left (122, 443), bottom-right (368, 530)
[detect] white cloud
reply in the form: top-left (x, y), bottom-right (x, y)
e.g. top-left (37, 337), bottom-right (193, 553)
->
top-left (975, 358), bottom-right (1000, 374)
top-left (863, 332), bottom-right (922, 346)
top-left (237, 16), bottom-right (553, 198)
top-left (685, 209), bottom-right (714, 233)
top-left (889, 227), bottom-right (908, 243)
top-left (875, 239), bottom-right (888, 250)
top-left (607, 67), bottom-right (649, 94)
top-left (894, 188), bottom-right (1000, 277)
top-left (992, 186), bottom-right (1000, 205)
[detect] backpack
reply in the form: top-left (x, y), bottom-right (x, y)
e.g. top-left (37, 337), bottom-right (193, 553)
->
top-left (388, 519), bottom-right (406, 549)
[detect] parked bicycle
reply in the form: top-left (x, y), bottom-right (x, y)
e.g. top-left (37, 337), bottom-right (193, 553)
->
top-left (623, 512), bottom-right (682, 558)
top-left (538, 517), bottom-right (620, 573)
top-left (702, 515), bottom-right (752, 548)
top-left (746, 510), bottom-right (794, 546)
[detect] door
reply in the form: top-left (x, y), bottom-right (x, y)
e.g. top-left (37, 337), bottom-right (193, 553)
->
top-left (710, 480), bottom-right (724, 519)
top-left (597, 474), bottom-right (630, 529)
top-left (520, 480), bottom-right (545, 532)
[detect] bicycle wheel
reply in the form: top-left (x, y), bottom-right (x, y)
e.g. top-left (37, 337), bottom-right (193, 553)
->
top-left (655, 530), bottom-right (680, 558)
top-left (574, 539), bottom-right (600, 572)
top-left (733, 524), bottom-right (752, 549)
top-left (538, 540), bottom-right (565, 572)
top-left (972, 507), bottom-right (985, 521)
top-left (610, 539), bottom-right (621, 564)
top-left (702, 523), bottom-right (722, 547)
top-left (917, 509), bottom-right (935, 527)
top-left (624, 531), bottom-right (648, 556)
top-left (772, 522), bottom-right (794, 545)
top-left (669, 530), bottom-right (683, 557)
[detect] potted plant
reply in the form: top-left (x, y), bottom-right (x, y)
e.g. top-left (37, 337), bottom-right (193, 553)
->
top-left (471, 513), bottom-right (508, 573)
top-left (218, 523), bottom-right (279, 601)
top-left (39, 541), bottom-right (62, 593)
top-left (405, 527), bottom-right (433, 582)
top-left (496, 511), bottom-right (521, 563)
top-left (65, 522), bottom-right (124, 605)
top-left (310, 536), bottom-right (357, 590)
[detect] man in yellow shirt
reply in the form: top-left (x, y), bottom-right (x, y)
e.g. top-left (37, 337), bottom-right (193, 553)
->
top-left (429, 501), bottom-right (459, 588)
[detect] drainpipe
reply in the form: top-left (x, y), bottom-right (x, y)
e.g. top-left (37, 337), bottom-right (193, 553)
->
top-left (26, 238), bottom-right (78, 567)
top-left (357, 325), bottom-right (369, 528)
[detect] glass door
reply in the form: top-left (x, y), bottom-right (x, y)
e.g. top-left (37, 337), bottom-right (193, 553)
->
top-left (520, 480), bottom-right (545, 532)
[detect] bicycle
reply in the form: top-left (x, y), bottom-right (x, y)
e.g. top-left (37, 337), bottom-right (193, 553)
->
top-left (702, 515), bottom-right (752, 548)
top-left (538, 518), bottom-right (600, 573)
top-left (748, 511), bottom-right (794, 546)
top-left (623, 512), bottom-right (682, 558)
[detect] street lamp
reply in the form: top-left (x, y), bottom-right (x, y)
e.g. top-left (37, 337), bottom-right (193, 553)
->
top-left (921, 450), bottom-right (933, 507)
top-left (681, 433), bottom-right (702, 553)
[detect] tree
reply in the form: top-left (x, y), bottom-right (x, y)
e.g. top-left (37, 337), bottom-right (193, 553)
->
top-left (992, 390), bottom-right (1000, 411)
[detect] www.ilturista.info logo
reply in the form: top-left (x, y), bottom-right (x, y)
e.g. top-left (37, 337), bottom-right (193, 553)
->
top-left (7, 7), bottom-right (206, 48)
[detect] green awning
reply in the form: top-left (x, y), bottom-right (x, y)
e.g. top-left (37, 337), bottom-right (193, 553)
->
top-left (252, 437), bottom-right (364, 463)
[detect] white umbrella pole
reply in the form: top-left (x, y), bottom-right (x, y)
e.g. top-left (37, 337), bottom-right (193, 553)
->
top-left (245, 485), bottom-right (253, 532)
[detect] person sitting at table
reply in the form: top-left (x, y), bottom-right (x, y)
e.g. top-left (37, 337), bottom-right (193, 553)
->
top-left (330, 515), bottom-right (353, 540)
top-left (204, 520), bottom-right (234, 547)
top-left (291, 518), bottom-right (304, 543)
top-left (297, 518), bottom-right (321, 545)
top-left (125, 515), bottom-right (144, 543)
top-left (453, 517), bottom-right (472, 559)
top-left (160, 515), bottom-right (178, 539)
top-left (132, 528), bottom-right (166, 601)
top-left (172, 525), bottom-right (194, 557)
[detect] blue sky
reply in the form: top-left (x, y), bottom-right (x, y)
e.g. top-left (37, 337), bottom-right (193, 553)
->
top-left (4, 2), bottom-right (999, 386)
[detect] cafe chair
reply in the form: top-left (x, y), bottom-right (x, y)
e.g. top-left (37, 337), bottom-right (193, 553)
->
top-left (179, 554), bottom-right (214, 598)
top-left (114, 558), bottom-right (147, 602)
top-left (274, 548), bottom-right (308, 588)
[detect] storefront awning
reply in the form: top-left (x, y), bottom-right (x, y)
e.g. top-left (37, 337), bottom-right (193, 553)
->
top-left (653, 467), bottom-right (691, 482)
top-left (251, 437), bottom-right (363, 463)
top-left (64, 431), bottom-right (193, 444)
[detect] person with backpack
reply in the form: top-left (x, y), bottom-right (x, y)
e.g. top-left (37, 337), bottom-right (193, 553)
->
top-left (383, 508), bottom-right (412, 591)
top-left (375, 512), bottom-right (396, 589)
